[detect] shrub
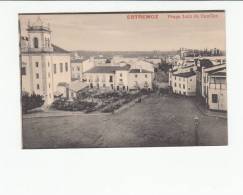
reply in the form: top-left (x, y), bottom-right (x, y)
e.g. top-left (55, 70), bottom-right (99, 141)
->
top-left (22, 92), bottom-right (44, 114)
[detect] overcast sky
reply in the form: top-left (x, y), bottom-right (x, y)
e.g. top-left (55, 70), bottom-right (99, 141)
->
top-left (19, 12), bottom-right (226, 51)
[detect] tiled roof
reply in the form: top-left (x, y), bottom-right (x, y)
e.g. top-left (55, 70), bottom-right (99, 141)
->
top-left (173, 71), bottom-right (196, 78)
top-left (57, 82), bottom-right (69, 87)
top-left (71, 58), bottom-right (85, 63)
top-left (210, 68), bottom-right (226, 76)
top-left (84, 65), bottom-right (130, 74)
top-left (129, 69), bottom-right (153, 73)
top-left (52, 44), bottom-right (70, 53)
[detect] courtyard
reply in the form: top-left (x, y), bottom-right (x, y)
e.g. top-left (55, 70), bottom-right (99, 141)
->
top-left (22, 94), bottom-right (227, 149)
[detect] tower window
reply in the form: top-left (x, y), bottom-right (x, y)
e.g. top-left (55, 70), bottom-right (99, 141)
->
top-left (109, 75), bottom-right (113, 82)
top-left (33, 37), bottom-right (39, 48)
top-left (21, 67), bottom-right (26, 75)
top-left (35, 62), bottom-right (39, 68)
top-left (37, 84), bottom-right (40, 90)
top-left (36, 73), bottom-right (39, 79)
top-left (53, 64), bottom-right (57, 74)
top-left (65, 62), bottom-right (68, 72)
top-left (60, 63), bottom-right (63, 72)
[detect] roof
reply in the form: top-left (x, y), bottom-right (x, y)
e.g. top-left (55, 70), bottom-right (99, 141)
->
top-left (84, 65), bottom-right (131, 74)
top-left (52, 44), bottom-right (70, 54)
top-left (71, 59), bottom-right (85, 63)
top-left (129, 69), bottom-right (153, 73)
top-left (173, 71), bottom-right (196, 78)
top-left (209, 68), bottom-right (226, 76)
top-left (57, 82), bottom-right (69, 87)
top-left (205, 67), bottom-right (226, 74)
top-left (69, 80), bottom-right (88, 92)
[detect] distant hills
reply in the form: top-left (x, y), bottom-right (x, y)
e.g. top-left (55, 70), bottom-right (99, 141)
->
top-left (71, 50), bottom-right (179, 58)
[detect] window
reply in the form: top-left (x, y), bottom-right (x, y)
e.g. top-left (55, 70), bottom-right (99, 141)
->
top-left (77, 67), bottom-right (80, 71)
top-left (174, 82), bottom-right (177, 87)
top-left (21, 67), bottom-right (26, 75)
top-left (111, 84), bottom-right (113, 89)
top-left (37, 84), bottom-right (40, 90)
top-left (183, 92), bottom-right (186, 95)
top-left (47, 39), bottom-right (50, 47)
top-left (183, 84), bottom-right (185, 89)
top-left (212, 94), bottom-right (218, 103)
top-left (65, 62), bottom-right (68, 72)
top-left (179, 78), bottom-right (181, 81)
top-left (54, 64), bottom-right (57, 74)
top-left (97, 83), bottom-right (99, 88)
top-left (203, 76), bottom-right (206, 83)
top-left (49, 83), bottom-right (51, 88)
top-left (179, 84), bottom-right (181, 88)
top-left (36, 73), bottom-right (39, 79)
top-left (48, 62), bottom-right (50, 67)
top-left (60, 63), bottom-right (63, 72)
top-left (48, 72), bottom-right (50, 78)
top-left (123, 86), bottom-right (125, 90)
top-left (103, 84), bottom-right (106, 88)
top-left (119, 79), bottom-right (123, 82)
top-left (175, 76), bottom-right (176, 80)
top-left (145, 74), bottom-right (147, 78)
top-left (33, 37), bottom-right (38, 48)
top-left (90, 83), bottom-right (93, 88)
top-left (117, 86), bottom-right (119, 90)
top-left (35, 62), bottom-right (39, 68)
top-left (109, 75), bottom-right (113, 82)
top-left (135, 74), bottom-right (138, 78)
top-left (120, 73), bottom-right (122, 77)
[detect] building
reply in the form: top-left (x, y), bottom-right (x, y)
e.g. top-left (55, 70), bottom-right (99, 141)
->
top-left (169, 71), bottom-right (196, 96)
top-left (20, 18), bottom-right (71, 105)
top-left (71, 59), bottom-right (85, 80)
top-left (83, 64), bottom-right (153, 91)
top-left (207, 68), bottom-right (227, 111)
top-left (200, 64), bottom-right (226, 100)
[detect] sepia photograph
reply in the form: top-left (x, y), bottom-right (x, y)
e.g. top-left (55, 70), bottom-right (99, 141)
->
top-left (19, 10), bottom-right (227, 149)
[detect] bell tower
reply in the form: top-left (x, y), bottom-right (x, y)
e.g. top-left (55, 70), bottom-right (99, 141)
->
top-left (27, 17), bottom-right (53, 52)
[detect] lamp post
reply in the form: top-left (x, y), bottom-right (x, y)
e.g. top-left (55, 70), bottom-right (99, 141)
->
top-left (194, 116), bottom-right (200, 146)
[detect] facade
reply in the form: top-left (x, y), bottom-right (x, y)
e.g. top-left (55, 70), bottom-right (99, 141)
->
top-left (83, 65), bottom-right (153, 91)
top-left (169, 71), bottom-right (196, 96)
top-left (71, 59), bottom-right (85, 80)
top-left (207, 69), bottom-right (227, 111)
top-left (20, 18), bottom-right (71, 105)
top-left (200, 64), bottom-right (226, 100)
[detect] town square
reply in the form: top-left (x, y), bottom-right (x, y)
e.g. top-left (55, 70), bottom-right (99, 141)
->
top-left (19, 11), bottom-right (227, 148)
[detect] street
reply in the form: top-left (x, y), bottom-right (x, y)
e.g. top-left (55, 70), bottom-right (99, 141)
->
top-left (22, 94), bottom-right (227, 149)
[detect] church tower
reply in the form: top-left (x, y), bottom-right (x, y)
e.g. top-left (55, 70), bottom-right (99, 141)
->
top-left (27, 17), bottom-right (53, 52)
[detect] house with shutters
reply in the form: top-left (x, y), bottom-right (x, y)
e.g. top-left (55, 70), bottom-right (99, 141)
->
top-left (83, 64), bottom-right (153, 91)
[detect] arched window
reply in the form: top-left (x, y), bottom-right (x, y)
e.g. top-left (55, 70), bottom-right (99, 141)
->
top-left (33, 37), bottom-right (38, 48)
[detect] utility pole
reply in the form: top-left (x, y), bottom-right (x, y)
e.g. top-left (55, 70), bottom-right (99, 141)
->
top-left (194, 116), bottom-right (200, 145)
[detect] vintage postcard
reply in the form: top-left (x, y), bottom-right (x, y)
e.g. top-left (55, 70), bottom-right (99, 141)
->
top-left (19, 11), bottom-right (227, 149)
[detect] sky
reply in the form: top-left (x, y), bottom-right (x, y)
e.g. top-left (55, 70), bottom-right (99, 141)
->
top-left (19, 11), bottom-right (226, 51)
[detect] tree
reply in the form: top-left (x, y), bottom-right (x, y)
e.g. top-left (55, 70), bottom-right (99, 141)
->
top-left (22, 92), bottom-right (44, 114)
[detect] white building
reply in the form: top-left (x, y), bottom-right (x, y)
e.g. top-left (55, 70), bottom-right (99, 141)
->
top-left (169, 71), bottom-right (196, 96)
top-left (83, 65), bottom-right (153, 91)
top-left (20, 18), bottom-right (71, 105)
top-left (207, 68), bottom-right (227, 111)
top-left (71, 59), bottom-right (85, 80)
top-left (200, 64), bottom-right (226, 99)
